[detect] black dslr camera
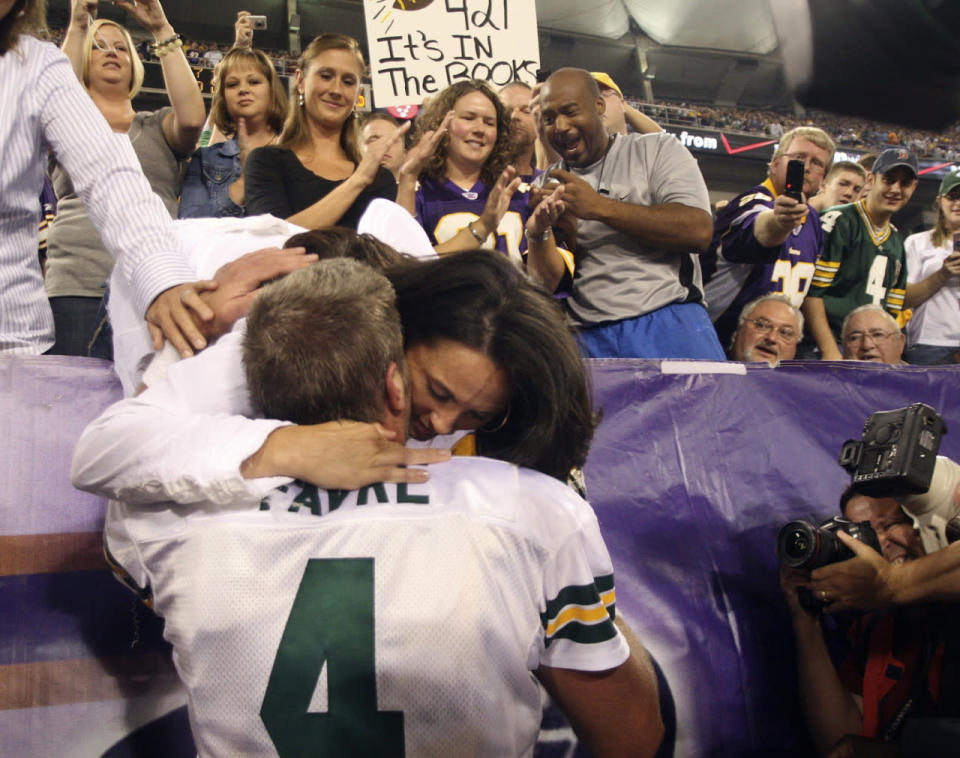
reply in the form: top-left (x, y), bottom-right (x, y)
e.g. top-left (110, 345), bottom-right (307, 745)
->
top-left (838, 403), bottom-right (946, 497)
top-left (776, 403), bottom-right (946, 609)
top-left (777, 516), bottom-right (880, 571)
top-left (777, 517), bottom-right (882, 611)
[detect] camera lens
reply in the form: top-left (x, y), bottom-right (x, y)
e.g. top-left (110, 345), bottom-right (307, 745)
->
top-left (777, 520), bottom-right (820, 568)
top-left (784, 530), bottom-right (809, 558)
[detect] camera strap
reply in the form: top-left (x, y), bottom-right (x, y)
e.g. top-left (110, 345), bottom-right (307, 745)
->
top-left (880, 634), bottom-right (936, 741)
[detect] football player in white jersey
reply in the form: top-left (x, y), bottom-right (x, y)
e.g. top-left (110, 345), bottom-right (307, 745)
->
top-left (95, 257), bottom-right (664, 757)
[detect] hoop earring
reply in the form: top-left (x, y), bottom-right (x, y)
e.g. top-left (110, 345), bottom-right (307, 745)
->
top-left (298, 90), bottom-right (304, 107)
top-left (480, 405), bottom-right (510, 433)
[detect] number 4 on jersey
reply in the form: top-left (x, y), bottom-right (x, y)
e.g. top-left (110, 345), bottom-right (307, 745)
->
top-left (261, 558), bottom-right (405, 757)
top-left (865, 255), bottom-right (889, 304)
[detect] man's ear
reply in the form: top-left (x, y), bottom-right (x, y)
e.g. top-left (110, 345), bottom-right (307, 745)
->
top-left (385, 361), bottom-right (406, 417)
top-left (596, 96), bottom-right (606, 116)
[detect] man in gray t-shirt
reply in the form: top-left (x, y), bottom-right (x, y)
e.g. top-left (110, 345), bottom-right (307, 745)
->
top-left (527, 68), bottom-right (722, 359)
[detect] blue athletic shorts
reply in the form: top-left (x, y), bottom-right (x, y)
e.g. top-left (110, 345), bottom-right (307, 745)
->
top-left (576, 302), bottom-right (726, 360)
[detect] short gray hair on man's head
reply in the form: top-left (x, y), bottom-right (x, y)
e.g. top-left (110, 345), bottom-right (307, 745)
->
top-left (736, 293), bottom-right (804, 334)
top-left (840, 303), bottom-right (900, 340)
top-left (243, 258), bottom-right (404, 426)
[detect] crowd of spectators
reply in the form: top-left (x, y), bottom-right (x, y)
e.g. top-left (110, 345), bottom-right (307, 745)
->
top-left (43, 19), bottom-right (960, 159)
top-left (18, 18), bottom-right (960, 369)
top-left (628, 97), bottom-right (960, 161)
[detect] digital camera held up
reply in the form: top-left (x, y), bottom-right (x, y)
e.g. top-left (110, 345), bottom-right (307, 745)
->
top-left (838, 403), bottom-right (946, 497)
top-left (777, 517), bottom-right (883, 611)
top-left (776, 516), bottom-right (881, 571)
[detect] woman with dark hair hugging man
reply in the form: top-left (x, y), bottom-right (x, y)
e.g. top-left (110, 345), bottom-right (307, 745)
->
top-left (73, 243), bottom-right (596, 494)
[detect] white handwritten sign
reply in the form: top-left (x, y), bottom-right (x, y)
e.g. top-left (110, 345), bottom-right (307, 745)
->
top-left (363, 0), bottom-right (540, 108)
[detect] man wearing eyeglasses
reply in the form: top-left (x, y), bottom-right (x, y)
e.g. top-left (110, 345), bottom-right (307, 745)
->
top-left (703, 127), bottom-right (835, 346)
top-left (840, 304), bottom-right (906, 365)
top-left (729, 293), bottom-right (803, 365)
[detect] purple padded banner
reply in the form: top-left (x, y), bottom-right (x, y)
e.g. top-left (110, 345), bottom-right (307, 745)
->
top-left (1, 356), bottom-right (957, 756)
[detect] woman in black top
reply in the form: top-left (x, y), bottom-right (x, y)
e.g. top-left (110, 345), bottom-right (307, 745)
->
top-left (244, 33), bottom-right (405, 229)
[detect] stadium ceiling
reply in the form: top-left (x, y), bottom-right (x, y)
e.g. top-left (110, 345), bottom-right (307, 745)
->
top-left (48, 0), bottom-right (792, 109)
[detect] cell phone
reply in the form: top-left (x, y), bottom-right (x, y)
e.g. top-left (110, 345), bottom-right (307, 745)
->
top-left (249, 15), bottom-right (267, 30)
top-left (954, 232), bottom-right (960, 253)
top-left (784, 159), bottom-right (804, 201)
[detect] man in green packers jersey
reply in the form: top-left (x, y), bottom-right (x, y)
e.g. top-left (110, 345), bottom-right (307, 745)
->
top-left (803, 148), bottom-right (918, 360)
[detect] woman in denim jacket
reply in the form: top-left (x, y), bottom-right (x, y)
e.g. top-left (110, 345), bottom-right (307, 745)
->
top-left (179, 47), bottom-right (286, 218)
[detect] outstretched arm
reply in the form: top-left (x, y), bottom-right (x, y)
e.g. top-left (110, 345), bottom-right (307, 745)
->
top-left (41, 41), bottom-right (211, 356)
top-left (61, 0), bottom-right (96, 79)
top-left (119, 0), bottom-right (206, 155)
top-left (811, 533), bottom-right (960, 612)
top-left (753, 194), bottom-right (810, 248)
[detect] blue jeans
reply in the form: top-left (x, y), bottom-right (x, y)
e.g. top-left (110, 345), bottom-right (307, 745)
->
top-left (576, 302), bottom-right (726, 360)
top-left (48, 296), bottom-right (101, 356)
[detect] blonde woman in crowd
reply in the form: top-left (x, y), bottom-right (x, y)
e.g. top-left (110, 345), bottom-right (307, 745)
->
top-left (46, 0), bottom-right (204, 356)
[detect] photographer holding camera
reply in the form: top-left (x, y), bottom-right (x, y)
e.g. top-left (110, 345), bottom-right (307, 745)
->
top-left (807, 456), bottom-right (960, 616)
top-left (780, 406), bottom-right (960, 757)
top-left (781, 490), bottom-right (934, 757)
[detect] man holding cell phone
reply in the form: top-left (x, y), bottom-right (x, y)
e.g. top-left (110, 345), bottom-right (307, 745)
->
top-left (703, 126), bottom-right (835, 347)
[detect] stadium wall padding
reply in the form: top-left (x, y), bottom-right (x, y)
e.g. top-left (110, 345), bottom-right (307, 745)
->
top-left (2, 356), bottom-right (957, 757)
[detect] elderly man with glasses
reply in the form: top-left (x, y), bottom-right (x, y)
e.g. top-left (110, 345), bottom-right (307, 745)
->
top-left (703, 126), bottom-right (835, 347)
top-left (729, 293), bottom-right (803, 365)
top-left (841, 304), bottom-right (907, 365)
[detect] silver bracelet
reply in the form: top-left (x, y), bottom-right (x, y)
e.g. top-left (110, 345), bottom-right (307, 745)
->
top-left (467, 221), bottom-right (485, 243)
top-left (525, 227), bottom-right (552, 243)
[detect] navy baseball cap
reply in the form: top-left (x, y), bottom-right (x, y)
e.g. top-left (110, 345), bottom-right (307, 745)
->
top-left (871, 147), bottom-right (918, 178)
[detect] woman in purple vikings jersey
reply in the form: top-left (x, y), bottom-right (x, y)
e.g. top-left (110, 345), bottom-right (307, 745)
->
top-left (396, 80), bottom-right (537, 263)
